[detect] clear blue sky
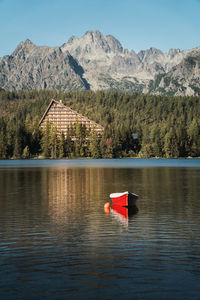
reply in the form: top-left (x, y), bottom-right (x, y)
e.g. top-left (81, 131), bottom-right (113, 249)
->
top-left (0, 0), bottom-right (200, 57)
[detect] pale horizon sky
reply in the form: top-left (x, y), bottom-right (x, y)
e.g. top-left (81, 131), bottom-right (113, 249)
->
top-left (1, 0), bottom-right (200, 57)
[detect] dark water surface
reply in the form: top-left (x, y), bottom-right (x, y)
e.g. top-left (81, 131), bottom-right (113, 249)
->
top-left (0, 159), bottom-right (200, 299)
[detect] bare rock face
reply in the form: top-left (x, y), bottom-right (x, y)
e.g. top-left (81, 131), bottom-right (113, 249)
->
top-left (1, 30), bottom-right (200, 95)
top-left (60, 30), bottom-right (194, 92)
top-left (0, 39), bottom-right (89, 90)
top-left (149, 51), bottom-right (200, 96)
top-left (61, 30), bottom-right (124, 76)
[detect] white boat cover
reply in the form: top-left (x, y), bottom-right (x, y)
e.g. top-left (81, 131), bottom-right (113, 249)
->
top-left (110, 191), bottom-right (128, 198)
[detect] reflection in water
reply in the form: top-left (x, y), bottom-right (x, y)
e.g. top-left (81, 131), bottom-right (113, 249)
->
top-left (0, 166), bottom-right (200, 240)
top-left (0, 163), bottom-right (200, 299)
top-left (0, 166), bottom-right (200, 239)
top-left (110, 205), bottom-right (138, 226)
top-left (39, 166), bottom-right (200, 222)
top-left (41, 168), bottom-right (104, 223)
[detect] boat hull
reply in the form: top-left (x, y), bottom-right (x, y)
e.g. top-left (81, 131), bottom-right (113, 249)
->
top-left (110, 192), bottom-right (138, 207)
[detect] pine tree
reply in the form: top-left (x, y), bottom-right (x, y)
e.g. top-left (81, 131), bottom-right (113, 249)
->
top-left (0, 120), bottom-right (7, 158)
top-left (65, 134), bottom-right (74, 158)
top-left (41, 121), bottom-right (51, 158)
top-left (89, 131), bottom-right (101, 158)
top-left (187, 119), bottom-right (200, 157)
top-left (13, 123), bottom-right (26, 158)
top-left (49, 126), bottom-right (59, 158)
top-left (163, 128), bottom-right (179, 158)
top-left (58, 133), bottom-right (65, 158)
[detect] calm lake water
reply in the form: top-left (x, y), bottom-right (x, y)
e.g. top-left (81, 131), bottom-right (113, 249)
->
top-left (0, 159), bottom-right (200, 299)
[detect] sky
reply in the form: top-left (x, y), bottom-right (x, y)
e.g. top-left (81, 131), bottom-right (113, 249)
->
top-left (0, 0), bottom-right (200, 57)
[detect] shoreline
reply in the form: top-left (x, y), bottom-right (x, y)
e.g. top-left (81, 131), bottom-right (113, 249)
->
top-left (0, 156), bottom-right (200, 160)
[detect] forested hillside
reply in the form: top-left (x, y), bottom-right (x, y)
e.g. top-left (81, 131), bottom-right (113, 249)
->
top-left (0, 89), bottom-right (200, 158)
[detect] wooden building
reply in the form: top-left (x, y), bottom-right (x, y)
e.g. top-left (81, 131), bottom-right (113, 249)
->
top-left (39, 99), bottom-right (104, 136)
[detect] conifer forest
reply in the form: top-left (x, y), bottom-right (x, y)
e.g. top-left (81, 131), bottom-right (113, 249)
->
top-left (0, 89), bottom-right (200, 159)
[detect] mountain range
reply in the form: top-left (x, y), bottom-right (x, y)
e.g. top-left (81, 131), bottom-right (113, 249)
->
top-left (1, 30), bottom-right (200, 96)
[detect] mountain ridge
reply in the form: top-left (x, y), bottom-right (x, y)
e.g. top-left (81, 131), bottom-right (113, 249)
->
top-left (0, 30), bottom-right (200, 95)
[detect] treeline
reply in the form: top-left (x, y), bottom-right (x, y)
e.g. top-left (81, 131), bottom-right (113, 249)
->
top-left (0, 89), bottom-right (200, 158)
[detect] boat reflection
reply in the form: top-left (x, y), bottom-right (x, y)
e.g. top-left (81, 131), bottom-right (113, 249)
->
top-left (110, 204), bottom-right (138, 226)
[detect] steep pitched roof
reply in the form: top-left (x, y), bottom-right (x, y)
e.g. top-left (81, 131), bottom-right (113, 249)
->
top-left (39, 99), bottom-right (63, 126)
top-left (39, 99), bottom-right (104, 132)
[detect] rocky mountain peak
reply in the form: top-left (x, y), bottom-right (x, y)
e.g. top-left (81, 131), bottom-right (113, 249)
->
top-left (1, 30), bottom-right (200, 95)
top-left (105, 34), bottom-right (123, 53)
top-left (168, 48), bottom-right (181, 57)
top-left (11, 39), bottom-right (35, 57)
top-left (138, 47), bottom-right (164, 62)
top-left (24, 39), bottom-right (33, 45)
top-left (66, 35), bottom-right (78, 45)
top-left (149, 47), bottom-right (163, 54)
top-left (18, 38), bottom-right (35, 49)
top-left (83, 30), bottom-right (105, 41)
top-left (62, 30), bottom-right (123, 56)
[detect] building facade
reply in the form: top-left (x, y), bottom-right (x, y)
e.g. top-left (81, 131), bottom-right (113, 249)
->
top-left (39, 99), bottom-right (104, 136)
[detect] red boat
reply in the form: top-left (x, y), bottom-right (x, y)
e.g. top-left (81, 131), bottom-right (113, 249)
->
top-left (110, 191), bottom-right (138, 207)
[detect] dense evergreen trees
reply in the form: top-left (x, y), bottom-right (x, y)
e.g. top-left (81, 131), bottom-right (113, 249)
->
top-left (0, 89), bottom-right (199, 158)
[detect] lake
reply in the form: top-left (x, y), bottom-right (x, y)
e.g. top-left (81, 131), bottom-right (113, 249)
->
top-left (0, 159), bottom-right (200, 299)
